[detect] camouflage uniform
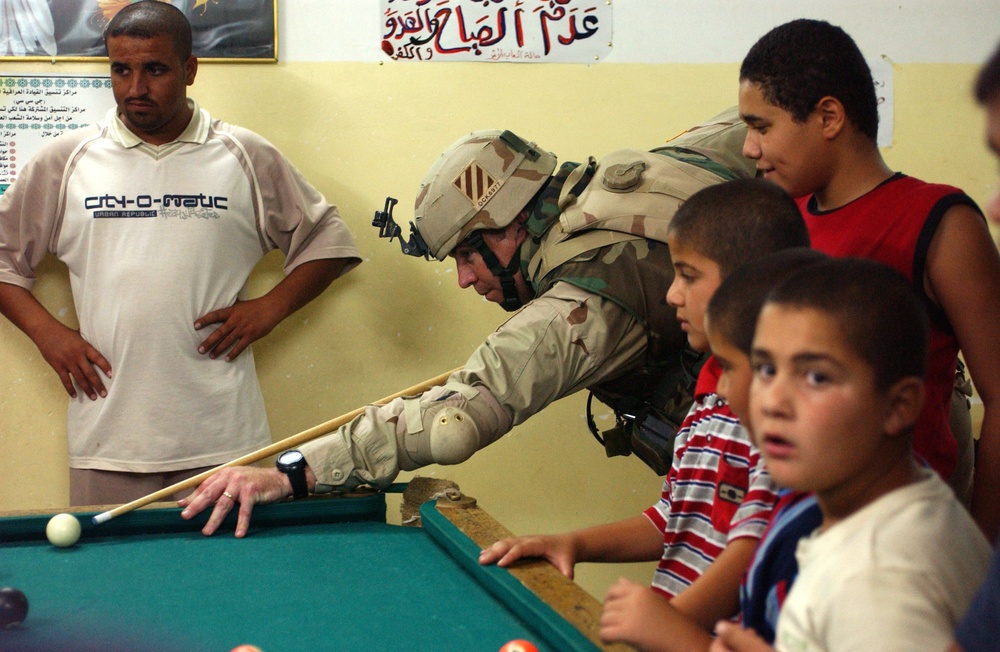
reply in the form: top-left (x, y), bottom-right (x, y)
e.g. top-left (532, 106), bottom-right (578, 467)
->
top-left (301, 109), bottom-right (754, 490)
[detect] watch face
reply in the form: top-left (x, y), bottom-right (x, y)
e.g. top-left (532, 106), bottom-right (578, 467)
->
top-left (279, 450), bottom-right (304, 465)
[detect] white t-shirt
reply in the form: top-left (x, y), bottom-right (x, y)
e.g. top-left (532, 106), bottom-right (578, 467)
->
top-left (0, 101), bottom-right (360, 472)
top-left (775, 469), bottom-right (991, 652)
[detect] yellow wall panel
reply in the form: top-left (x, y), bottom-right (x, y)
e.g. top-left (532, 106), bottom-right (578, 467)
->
top-left (0, 59), bottom-right (993, 598)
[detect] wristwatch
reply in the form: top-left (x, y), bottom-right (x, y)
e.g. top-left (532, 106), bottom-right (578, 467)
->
top-left (276, 449), bottom-right (309, 500)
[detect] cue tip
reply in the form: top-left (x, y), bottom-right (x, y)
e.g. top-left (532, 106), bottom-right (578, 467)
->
top-left (92, 511), bottom-right (113, 525)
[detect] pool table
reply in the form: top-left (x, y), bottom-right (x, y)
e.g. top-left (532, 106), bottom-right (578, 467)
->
top-left (0, 483), bottom-right (632, 652)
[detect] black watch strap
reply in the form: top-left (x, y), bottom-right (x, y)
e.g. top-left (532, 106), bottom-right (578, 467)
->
top-left (277, 450), bottom-right (309, 500)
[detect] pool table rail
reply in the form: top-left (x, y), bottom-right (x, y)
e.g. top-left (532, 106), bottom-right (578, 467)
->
top-left (426, 499), bottom-right (634, 652)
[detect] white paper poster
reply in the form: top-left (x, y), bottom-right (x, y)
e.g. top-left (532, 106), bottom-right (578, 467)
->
top-left (0, 74), bottom-right (114, 192)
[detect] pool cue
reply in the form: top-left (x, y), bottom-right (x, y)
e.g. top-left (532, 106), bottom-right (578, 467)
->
top-left (92, 366), bottom-right (463, 525)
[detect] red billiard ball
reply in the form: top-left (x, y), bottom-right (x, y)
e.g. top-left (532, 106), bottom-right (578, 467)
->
top-left (229, 646), bottom-right (263, 652)
top-left (499, 640), bottom-right (539, 652)
top-left (0, 587), bottom-right (28, 629)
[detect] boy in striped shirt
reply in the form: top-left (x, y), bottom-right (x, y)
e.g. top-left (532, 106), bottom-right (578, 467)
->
top-left (480, 178), bottom-right (808, 650)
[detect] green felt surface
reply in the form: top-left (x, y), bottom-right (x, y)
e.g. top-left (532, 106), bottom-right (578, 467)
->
top-left (0, 496), bottom-right (587, 652)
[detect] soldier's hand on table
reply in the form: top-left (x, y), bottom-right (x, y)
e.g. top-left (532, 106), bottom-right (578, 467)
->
top-left (178, 467), bottom-right (292, 538)
top-left (478, 533), bottom-right (578, 579)
top-left (194, 297), bottom-right (282, 361)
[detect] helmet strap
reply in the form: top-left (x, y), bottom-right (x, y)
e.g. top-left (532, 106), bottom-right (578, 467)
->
top-left (464, 230), bottom-right (524, 312)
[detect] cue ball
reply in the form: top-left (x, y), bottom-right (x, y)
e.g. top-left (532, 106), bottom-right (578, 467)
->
top-left (230, 646), bottom-right (263, 652)
top-left (46, 512), bottom-right (81, 548)
top-left (0, 587), bottom-right (28, 629)
top-left (499, 640), bottom-right (538, 652)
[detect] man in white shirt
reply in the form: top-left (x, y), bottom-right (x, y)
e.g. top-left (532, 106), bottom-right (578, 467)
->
top-left (0, 1), bottom-right (360, 504)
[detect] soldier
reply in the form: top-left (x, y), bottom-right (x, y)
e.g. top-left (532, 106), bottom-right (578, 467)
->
top-left (179, 110), bottom-right (756, 537)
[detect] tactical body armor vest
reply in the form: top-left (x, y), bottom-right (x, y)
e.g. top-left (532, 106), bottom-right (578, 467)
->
top-left (519, 108), bottom-right (754, 473)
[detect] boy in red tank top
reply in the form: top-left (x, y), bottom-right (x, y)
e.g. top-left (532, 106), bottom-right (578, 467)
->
top-left (736, 19), bottom-right (1000, 541)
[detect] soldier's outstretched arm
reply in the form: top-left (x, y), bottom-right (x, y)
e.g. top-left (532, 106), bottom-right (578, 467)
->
top-left (304, 282), bottom-right (646, 488)
top-left (179, 382), bottom-right (511, 537)
top-left (300, 381), bottom-right (512, 490)
top-left (306, 282), bottom-right (646, 486)
top-left (180, 282), bottom-right (649, 537)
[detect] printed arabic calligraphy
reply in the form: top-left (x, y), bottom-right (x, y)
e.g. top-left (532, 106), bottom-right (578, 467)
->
top-left (381, 0), bottom-right (610, 63)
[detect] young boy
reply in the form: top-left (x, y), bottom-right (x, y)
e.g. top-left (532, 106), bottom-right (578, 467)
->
top-left (599, 248), bottom-right (829, 652)
top-left (480, 178), bottom-right (810, 650)
top-left (737, 19), bottom-right (1000, 540)
top-left (712, 258), bottom-right (992, 652)
top-left (702, 249), bottom-right (828, 645)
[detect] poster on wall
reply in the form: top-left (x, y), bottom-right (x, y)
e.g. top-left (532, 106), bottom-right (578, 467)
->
top-left (0, 0), bottom-right (277, 61)
top-left (0, 74), bottom-right (115, 193)
top-left (380, 0), bottom-right (613, 62)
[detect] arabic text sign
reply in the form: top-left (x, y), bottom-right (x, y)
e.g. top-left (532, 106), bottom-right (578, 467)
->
top-left (381, 0), bottom-right (613, 62)
top-left (0, 75), bottom-right (114, 192)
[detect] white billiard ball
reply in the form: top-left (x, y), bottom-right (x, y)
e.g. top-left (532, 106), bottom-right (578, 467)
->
top-left (46, 513), bottom-right (81, 548)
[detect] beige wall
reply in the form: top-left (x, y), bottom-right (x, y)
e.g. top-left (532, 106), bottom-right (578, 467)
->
top-left (0, 60), bottom-right (994, 598)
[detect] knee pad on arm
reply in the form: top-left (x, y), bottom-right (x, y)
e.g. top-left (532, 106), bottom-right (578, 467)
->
top-left (395, 384), bottom-right (509, 470)
top-left (428, 405), bottom-right (480, 464)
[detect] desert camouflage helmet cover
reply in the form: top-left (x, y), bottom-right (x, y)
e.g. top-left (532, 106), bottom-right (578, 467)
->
top-left (413, 130), bottom-right (558, 260)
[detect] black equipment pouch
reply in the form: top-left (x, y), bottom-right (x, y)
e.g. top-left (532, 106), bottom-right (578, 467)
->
top-left (586, 399), bottom-right (687, 477)
top-left (586, 347), bottom-right (706, 476)
top-left (630, 408), bottom-right (683, 476)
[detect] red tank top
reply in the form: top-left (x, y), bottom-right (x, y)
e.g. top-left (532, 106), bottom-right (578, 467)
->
top-left (798, 173), bottom-right (981, 478)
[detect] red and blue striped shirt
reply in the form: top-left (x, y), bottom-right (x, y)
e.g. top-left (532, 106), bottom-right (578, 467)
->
top-left (644, 356), bottom-right (778, 598)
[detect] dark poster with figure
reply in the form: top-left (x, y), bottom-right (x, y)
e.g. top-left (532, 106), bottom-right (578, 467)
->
top-left (1, 0), bottom-right (276, 60)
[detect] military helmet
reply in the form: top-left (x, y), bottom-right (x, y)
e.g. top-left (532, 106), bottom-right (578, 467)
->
top-left (412, 130), bottom-right (558, 260)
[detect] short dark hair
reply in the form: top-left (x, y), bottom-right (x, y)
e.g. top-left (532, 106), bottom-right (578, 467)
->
top-left (740, 19), bottom-right (879, 143)
top-left (762, 258), bottom-right (928, 391)
top-left (667, 178), bottom-right (810, 277)
top-left (976, 40), bottom-right (1000, 104)
top-left (707, 248), bottom-right (828, 355)
top-left (104, 0), bottom-right (193, 62)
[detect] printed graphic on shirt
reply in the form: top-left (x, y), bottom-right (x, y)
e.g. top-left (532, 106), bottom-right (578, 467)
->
top-left (85, 193), bottom-right (228, 219)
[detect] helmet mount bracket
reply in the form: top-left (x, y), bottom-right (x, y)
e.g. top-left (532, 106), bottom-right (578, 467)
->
top-left (372, 196), bottom-right (432, 259)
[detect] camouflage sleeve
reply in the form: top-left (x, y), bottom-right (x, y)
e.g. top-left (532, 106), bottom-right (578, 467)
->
top-left (455, 281), bottom-right (649, 426)
top-left (299, 382), bottom-right (510, 490)
top-left (298, 281), bottom-right (649, 489)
